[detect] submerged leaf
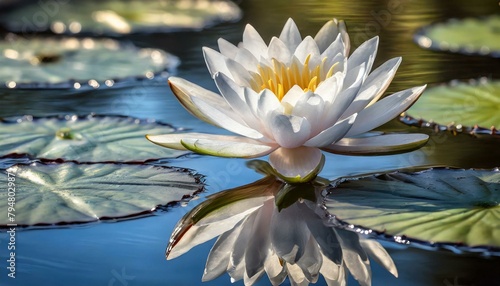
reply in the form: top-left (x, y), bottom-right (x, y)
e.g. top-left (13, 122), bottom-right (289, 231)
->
top-left (0, 162), bottom-right (201, 226)
top-left (405, 79), bottom-right (500, 130)
top-left (326, 168), bottom-right (500, 249)
top-left (0, 115), bottom-right (188, 162)
top-left (414, 15), bottom-right (500, 57)
top-left (0, 36), bottom-right (178, 90)
top-left (2, 0), bottom-right (242, 35)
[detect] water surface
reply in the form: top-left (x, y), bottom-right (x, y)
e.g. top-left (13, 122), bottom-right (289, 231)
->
top-left (0, 0), bottom-right (499, 285)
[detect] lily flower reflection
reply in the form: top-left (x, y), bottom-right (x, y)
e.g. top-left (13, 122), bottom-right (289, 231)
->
top-left (166, 174), bottom-right (397, 285)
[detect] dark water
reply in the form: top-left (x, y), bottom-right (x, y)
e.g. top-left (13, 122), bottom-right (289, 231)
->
top-left (0, 0), bottom-right (500, 285)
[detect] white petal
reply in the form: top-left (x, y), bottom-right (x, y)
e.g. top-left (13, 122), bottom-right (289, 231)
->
top-left (225, 57), bottom-right (254, 86)
top-left (364, 57), bottom-right (402, 106)
top-left (168, 209), bottom-right (251, 261)
top-left (244, 87), bottom-right (260, 116)
top-left (214, 73), bottom-right (260, 129)
top-left (345, 85), bottom-right (426, 136)
top-left (345, 36), bottom-right (378, 84)
top-left (235, 47), bottom-right (259, 74)
top-left (281, 85), bottom-right (307, 108)
top-left (343, 59), bottom-right (366, 90)
top-left (304, 113), bottom-right (357, 147)
top-left (264, 252), bottom-right (287, 285)
top-left (203, 47), bottom-right (231, 78)
top-left (326, 52), bottom-right (347, 75)
top-left (291, 91), bottom-right (325, 132)
top-left (198, 193), bottom-right (273, 228)
top-left (268, 113), bottom-right (311, 148)
top-left (167, 184), bottom-right (273, 261)
top-left (319, 254), bottom-right (342, 284)
top-left (342, 57), bottom-right (402, 117)
top-left (339, 20), bottom-right (350, 55)
top-left (228, 212), bottom-right (259, 282)
top-left (146, 132), bottom-right (257, 150)
top-left (268, 146), bottom-right (323, 180)
top-left (294, 36), bottom-right (321, 67)
top-left (245, 199), bottom-right (274, 279)
top-left (146, 135), bottom-right (274, 159)
top-left (321, 34), bottom-right (345, 63)
top-left (181, 137), bottom-right (276, 158)
top-left (279, 18), bottom-right (302, 53)
top-left (296, 235), bottom-right (322, 283)
top-left (191, 96), bottom-right (265, 139)
top-left (218, 38), bottom-right (239, 59)
top-left (336, 229), bottom-right (371, 286)
top-left (203, 225), bottom-right (242, 281)
top-left (302, 209), bottom-right (343, 265)
top-left (268, 37), bottom-right (292, 64)
top-left (287, 263), bottom-right (308, 285)
top-left (258, 89), bottom-right (283, 117)
top-left (314, 72), bottom-right (344, 103)
top-left (322, 133), bottom-right (429, 155)
top-left (270, 203), bottom-right (309, 263)
top-left (258, 54), bottom-right (272, 68)
top-left (323, 262), bottom-right (347, 286)
top-left (244, 269), bottom-right (265, 286)
top-left (360, 239), bottom-right (398, 278)
top-left (314, 19), bottom-right (340, 53)
top-left (167, 224), bottom-right (224, 260)
top-left (242, 24), bottom-right (268, 58)
top-left (168, 77), bottom-right (232, 126)
top-left (321, 70), bottom-right (363, 130)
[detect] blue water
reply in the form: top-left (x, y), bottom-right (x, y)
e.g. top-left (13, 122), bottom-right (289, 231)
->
top-left (1, 0), bottom-right (500, 285)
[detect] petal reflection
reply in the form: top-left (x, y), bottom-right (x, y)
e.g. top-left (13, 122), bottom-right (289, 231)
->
top-left (166, 176), bottom-right (397, 285)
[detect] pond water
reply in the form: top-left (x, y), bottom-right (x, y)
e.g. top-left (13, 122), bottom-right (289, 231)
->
top-left (0, 0), bottom-right (499, 285)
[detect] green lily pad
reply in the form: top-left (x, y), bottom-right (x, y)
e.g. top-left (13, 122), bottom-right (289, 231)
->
top-left (325, 168), bottom-right (500, 249)
top-left (0, 35), bottom-right (178, 90)
top-left (2, 0), bottom-right (242, 35)
top-left (0, 162), bottom-right (202, 226)
top-left (0, 115), bottom-right (188, 162)
top-left (405, 79), bottom-right (500, 130)
top-left (414, 15), bottom-right (500, 57)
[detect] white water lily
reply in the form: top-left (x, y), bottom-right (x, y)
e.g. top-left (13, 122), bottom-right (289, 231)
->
top-left (166, 177), bottom-right (398, 286)
top-left (147, 18), bottom-right (429, 181)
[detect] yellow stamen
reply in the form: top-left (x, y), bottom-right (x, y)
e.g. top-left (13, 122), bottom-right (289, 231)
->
top-left (250, 53), bottom-right (338, 101)
top-left (277, 83), bottom-right (284, 100)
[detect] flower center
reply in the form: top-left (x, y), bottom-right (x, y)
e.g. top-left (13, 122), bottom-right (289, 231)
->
top-left (251, 54), bottom-right (337, 101)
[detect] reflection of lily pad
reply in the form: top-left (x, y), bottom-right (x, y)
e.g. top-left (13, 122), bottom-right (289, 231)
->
top-left (0, 162), bottom-right (202, 226)
top-left (414, 15), bottom-right (500, 57)
top-left (0, 36), bottom-right (178, 90)
top-left (0, 115), bottom-right (188, 162)
top-left (404, 79), bottom-right (500, 130)
top-left (2, 0), bottom-right (242, 35)
top-left (326, 169), bottom-right (500, 249)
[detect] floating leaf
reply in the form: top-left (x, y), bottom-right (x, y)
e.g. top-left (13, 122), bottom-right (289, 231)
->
top-left (0, 36), bottom-right (178, 90)
top-left (404, 79), bottom-right (500, 130)
top-left (2, 0), bottom-right (242, 35)
top-left (414, 15), bottom-right (500, 57)
top-left (0, 115), bottom-right (188, 162)
top-left (0, 162), bottom-right (202, 226)
top-left (326, 168), bottom-right (500, 249)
